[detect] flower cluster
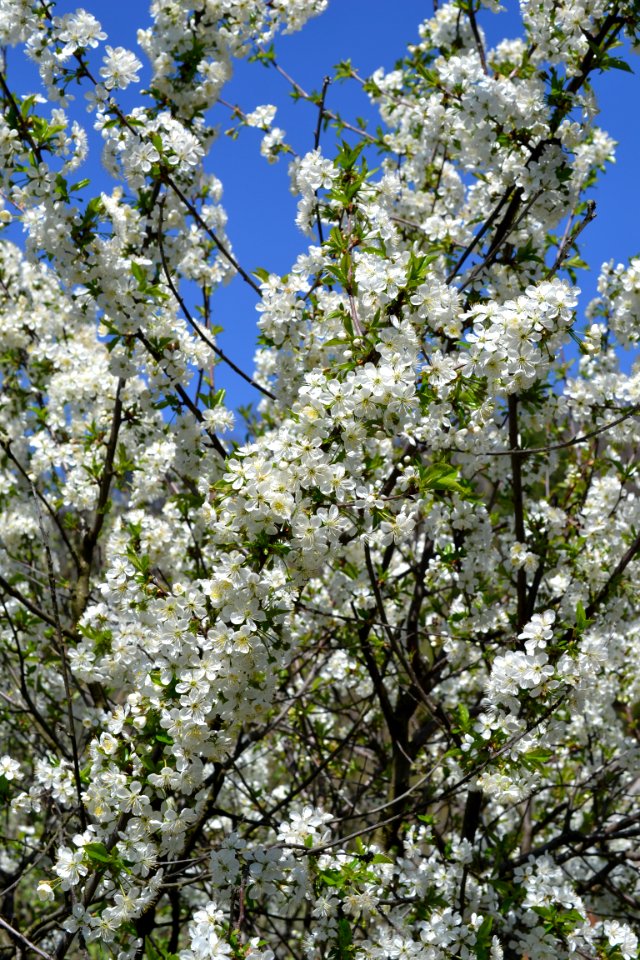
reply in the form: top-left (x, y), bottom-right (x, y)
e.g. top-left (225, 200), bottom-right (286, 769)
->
top-left (0, 1), bottom-right (640, 959)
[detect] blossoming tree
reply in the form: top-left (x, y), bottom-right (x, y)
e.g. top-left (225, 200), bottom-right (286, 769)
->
top-left (2, 1), bottom-right (640, 958)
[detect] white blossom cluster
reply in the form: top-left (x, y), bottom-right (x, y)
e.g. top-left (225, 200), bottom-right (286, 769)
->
top-left (1, 1), bottom-right (640, 959)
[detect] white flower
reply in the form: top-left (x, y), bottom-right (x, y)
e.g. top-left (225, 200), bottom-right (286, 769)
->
top-left (277, 805), bottom-right (332, 845)
top-left (36, 881), bottom-right (55, 902)
top-left (202, 407), bottom-right (235, 433)
top-left (260, 127), bottom-right (286, 162)
top-left (246, 104), bottom-right (277, 128)
top-left (0, 756), bottom-right (20, 780)
top-left (519, 611), bottom-right (555, 652)
top-left (56, 10), bottom-right (106, 56)
top-left (54, 847), bottom-right (88, 889)
top-left (603, 920), bottom-right (638, 960)
top-left (100, 46), bottom-right (142, 89)
top-left (62, 903), bottom-right (91, 935)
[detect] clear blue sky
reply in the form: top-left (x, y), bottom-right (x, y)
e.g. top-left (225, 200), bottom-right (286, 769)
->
top-left (5, 1), bottom-right (640, 410)
top-left (213, 1), bottom-right (640, 407)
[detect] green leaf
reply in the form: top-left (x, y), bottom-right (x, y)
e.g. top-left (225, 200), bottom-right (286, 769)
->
top-left (329, 917), bottom-right (353, 960)
top-left (576, 601), bottom-right (587, 632)
top-left (84, 842), bottom-right (111, 864)
top-left (334, 59), bottom-right (354, 81)
top-left (249, 44), bottom-right (275, 67)
top-left (0, 776), bottom-right (11, 802)
top-left (457, 703), bottom-right (471, 732)
top-left (131, 262), bottom-right (146, 286)
top-left (522, 747), bottom-right (554, 771)
top-left (602, 56), bottom-right (634, 74)
top-left (475, 915), bottom-right (493, 960)
top-left (575, 601), bottom-right (594, 633)
top-left (421, 463), bottom-right (467, 494)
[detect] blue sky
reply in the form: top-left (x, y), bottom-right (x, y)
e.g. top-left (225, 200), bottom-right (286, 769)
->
top-left (5, 1), bottom-right (640, 411)
top-left (212, 1), bottom-right (640, 407)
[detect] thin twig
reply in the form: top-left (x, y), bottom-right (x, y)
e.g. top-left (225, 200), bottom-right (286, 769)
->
top-left (0, 571), bottom-right (76, 639)
top-left (0, 914), bottom-right (54, 960)
top-left (466, 2), bottom-right (489, 75)
top-left (1, 595), bottom-right (67, 755)
top-left (135, 331), bottom-right (228, 457)
top-left (546, 200), bottom-right (596, 279)
top-left (157, 200), bottom-right (276, 401)
top-left (508, 395), bottom-right (527, 632)
top-left (0, 439), bottom-right (80, 573)
top-left (446, 190), bottom-right (513, 283)
top-left (313, 75), bottom-right (331, 246)
top-left (32, 484), bottom-right (87, 831)
top-left (470, 404), bottom-right (640, 458)
top-left (269, 59), bottom-right (379, 144)
top-left (164, 176), bottom-right (262, 296)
